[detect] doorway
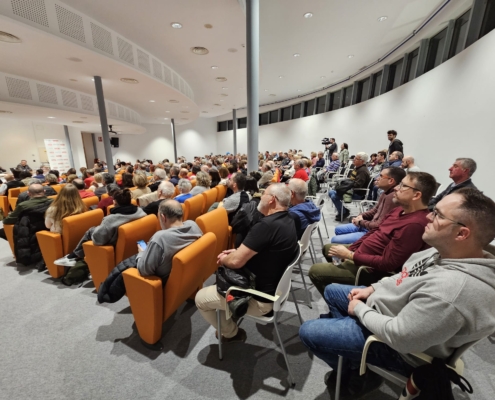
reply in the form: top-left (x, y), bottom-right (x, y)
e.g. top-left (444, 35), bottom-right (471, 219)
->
top-left (81, 132), bottom-right (97, 168)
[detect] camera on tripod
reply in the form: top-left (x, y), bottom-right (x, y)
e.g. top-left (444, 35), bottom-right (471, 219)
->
top-left (322, 138), bottom-right (331, 145)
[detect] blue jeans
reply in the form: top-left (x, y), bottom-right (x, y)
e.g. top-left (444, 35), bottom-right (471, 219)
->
top-left (331, 223), bottom-right (368, 244)
top-left (299, 284), bottom-right (414, 380)
top-left (328, 190), bottom-right (364, 215)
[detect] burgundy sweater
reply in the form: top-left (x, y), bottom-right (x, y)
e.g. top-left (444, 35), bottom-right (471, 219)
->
top-left (358, 187), bottom-right (398, 230)
top-left (349, 207), bottom-right (430, 273)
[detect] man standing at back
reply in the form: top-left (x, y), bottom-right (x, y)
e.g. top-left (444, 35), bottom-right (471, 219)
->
top-left (429, 157), bottom-right (477, 210)
top-left (196, 183), bottom-right (299, 342)
top-left (328, 138), bottom-right (338, 155)
top-left (387, 130), bottom-right (403, 158)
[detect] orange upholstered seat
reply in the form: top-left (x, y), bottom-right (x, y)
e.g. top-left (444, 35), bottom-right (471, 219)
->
top-left (52, 185), bottom-right (63, 193)
top-left (195, 208), bottom-right (231, 281)
top-left (191, 180), bottom-right (197, 188)
top-left (8, 187), bottom-right (28, 211)
top-left (0, 196), bottom-right (9, 216)
top-left (123, 232), bottom-right (217, 345)
top-left (183, 195), bottom-right (204, 221)
top-left (83, 214), bottom-right (158, 291)
top-left (36, 209), bottom-right (104, 278)
top-left (201, 188), bottom-right (218, 214)
top-left (215, 185), bottom-right (227, 202)
top-left (82, 196), bottom-right (99, 209)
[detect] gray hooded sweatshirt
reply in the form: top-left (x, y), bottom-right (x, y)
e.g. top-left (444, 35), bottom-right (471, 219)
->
top-left (354, 247), bottom-right (495, 367)
top-left (92, 207), bottom-right (147, 246)
top-left (136, 220), bottom-right (203, 280)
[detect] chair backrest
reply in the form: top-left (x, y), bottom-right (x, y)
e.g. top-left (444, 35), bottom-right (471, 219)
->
top-left (114, 214), bottom-right (158, 264)
top-left (52, 185), bottom-right (62, 193)
top-left (174, 186), bottom-right (180, 197)
top-left (101, 193), bottom-right (109, 200)
top-left (195, 208), bottom-right (230, 280)
top-left (62, 209), bottom-right (104, 254)
top-left (163, 232), bottom-right (217, 321)
top-left (82, 196), bottom-right (99, 209)
top-left (115, 174), bottom-right (122, 182)
top-left (215, 184), bottom-right (227, 202)
top-left (8, 188), bottom-right (22, 198)
top-left (184, 194), bottom-right (204, 221)
top-left (191, 180), bottom-right (197, 188)
top-left (273, 244), bottom-right (302, 312)
top-left (299, 221), bottom-right (319, 253)
top-left (201, 188), bottom-right (218, 214)
top-left (138, 191), bottom-right (158, 207)
top-left (315, 195), bottom-right (325, 208)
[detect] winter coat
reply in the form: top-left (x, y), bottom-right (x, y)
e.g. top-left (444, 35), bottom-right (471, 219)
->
top-left (289, 200), bottom-right (321, 239)
top-left (98, 254), bottom-right (137, 303)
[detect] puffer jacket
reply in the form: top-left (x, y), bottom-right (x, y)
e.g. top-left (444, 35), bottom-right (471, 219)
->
top-left (13, 201), bottom-right (52, 265)
top-left (98, 254), bottom-right (137, 303)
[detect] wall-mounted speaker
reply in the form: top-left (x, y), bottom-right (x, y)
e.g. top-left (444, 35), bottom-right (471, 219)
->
top-left (110, 137), bottom-right (119, 147)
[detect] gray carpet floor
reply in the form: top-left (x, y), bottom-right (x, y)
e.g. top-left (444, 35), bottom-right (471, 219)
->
top-left (1, 198), bottom-right (494, 400)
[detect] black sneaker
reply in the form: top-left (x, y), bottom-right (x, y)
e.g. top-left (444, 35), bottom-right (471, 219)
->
top-left (35, 260), bottom-right (46, 272)
top-left (348, 370), bottom-right (384, 398)
top-left (215, 327), bottom-right (247, 343)
top-left (324, 371), bottom-right (353, 399)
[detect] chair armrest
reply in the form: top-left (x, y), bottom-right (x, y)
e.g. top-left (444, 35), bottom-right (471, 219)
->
top-left (82, 242), bottom-right (115, 292)
top-left (0, 196), bottom-right (9, 216)
top-left (36, 231), bottom-right (65, 278)
top-left (354, 266), bottom-right (371, 286)
top-left (123, 268), bottom-right (164, 345)
top-left (224, 286), bottom-right (279, 320)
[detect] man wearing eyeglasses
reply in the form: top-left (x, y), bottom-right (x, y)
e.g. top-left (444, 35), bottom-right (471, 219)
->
top-left (428, 158), bottom-right (477, 211)
top-left (300, 188), bottom-right (495, 397)
top-left (310, 172), bottom-right (437, 295)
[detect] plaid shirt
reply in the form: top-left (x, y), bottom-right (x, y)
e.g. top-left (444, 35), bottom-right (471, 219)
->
top-left (326, 160), bottom-right (341, 172)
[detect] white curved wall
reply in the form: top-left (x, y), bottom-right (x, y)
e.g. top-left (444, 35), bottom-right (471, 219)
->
top-left (218, 29), bottom-right (495, 199)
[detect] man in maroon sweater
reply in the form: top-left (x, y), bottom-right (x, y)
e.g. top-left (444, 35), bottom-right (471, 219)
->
top-left (330, 167), bottom-right (406, 244)
top-left (309, 171), bottom-right (437, 295)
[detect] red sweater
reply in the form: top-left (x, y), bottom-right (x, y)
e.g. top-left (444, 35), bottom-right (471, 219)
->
top-left (349, 207), bottom-right (430, 273)
top-left (358, 187), bottom-right (398, 230)
top-left (293, 169), bottom-right (309, 181)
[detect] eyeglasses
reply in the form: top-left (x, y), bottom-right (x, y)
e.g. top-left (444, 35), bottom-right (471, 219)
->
top-left (262, 192), bottom-right (279, 202)
top-left (431, 207), bottom-right (466, 227)
top-left (378, 173), bottom-right (390, 179)
top-left (397, 182), bottom-right (419, 192)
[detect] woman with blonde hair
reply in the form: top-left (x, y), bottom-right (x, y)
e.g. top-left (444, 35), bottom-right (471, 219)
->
top-left (88, 173), bottom-right (104, 192)
top-left (45, 184), bottom-right (86, 233)
top-left (189, 171), bottom-right (211, 196)
top-left (131, 172), bottom-right (151, 199)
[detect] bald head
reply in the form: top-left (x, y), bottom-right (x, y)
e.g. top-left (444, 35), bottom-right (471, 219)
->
top-left (5, 174), bottom-right (14, 182)
top-left (28, 183), bottom-right (45, 197)
top-left (158, 199), bottom-right (184, 229)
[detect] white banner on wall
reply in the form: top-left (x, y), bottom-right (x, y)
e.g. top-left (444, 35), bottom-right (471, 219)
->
top-left (44, 139), bottom-right (71, 173)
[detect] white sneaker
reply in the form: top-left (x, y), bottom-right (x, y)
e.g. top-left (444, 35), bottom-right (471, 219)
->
top-left (53, 255), bottom-right (77, 267)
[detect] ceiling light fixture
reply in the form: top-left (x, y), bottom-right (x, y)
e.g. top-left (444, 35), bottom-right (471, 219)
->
top-left (47, 116), bottom-right (55, 119)
top-left (191, 46), bottom-right (209, 55)
top-left (165, 111), bottom-right (170, 113)
top-left (279, 75), bottom-right (283, 78)
top-left (120, 78), bottom-right (139, 84)
top-left (204, 24), bottom-right (213, 29)
top-left (215, 77), bottom-right (227, 82)
top-left (0, 110), bottom-right (13, 114)
top-left (0, 31), bottom-right (21, 43)
top-left (348, 54), bottom-right (354, 58)
top-left (149, 100), bottom-right (155, 102)
top-left (91, 78), bottom-right (94, 81)
top-left (264, 89), bottom-right (268, 92)
top-left (171, 22), bottom-right (182, 29)
top-left (222, 87), bottom-right (228, 89)
top-left (293, 53), bottom-right (300, 57)
top-left (304, 12), bottom-right (313, 18)
top-left (211, 66), bottom-right (219, 69)
top-left (377, 16), bottom-right (388, 22)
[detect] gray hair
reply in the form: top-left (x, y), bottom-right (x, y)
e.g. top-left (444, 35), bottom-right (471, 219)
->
top-left (288, 178), bottom-right (308, 201)
top-left (158, 181), bottom-right (175, 198)
top-left (28, 183), bottom-right (45, 196)
top-left (393, 151), bottom-right (404, 160)
top-left (355, 152), bottom-right (369, 163)
top-left (267, 183), bottom-right (291, 208)
top-left (177, 178), bottom-right (192, 193)
top-left (45, 173), bottom-right (58, 184)
top-left (170, 165), bottom-right (180, 176)
top-left (106, 183), bottom-right (121, 196)
top-left (28, 178), bottom-right (42, 185)
top-left (154, 168), bottom-right (166, 180)
top-left (296, 159), bottom-right (306, 168)
top-left (456, 158), bottom-right (477, 176)
top-left (158, 199), bottom-right (183, 222)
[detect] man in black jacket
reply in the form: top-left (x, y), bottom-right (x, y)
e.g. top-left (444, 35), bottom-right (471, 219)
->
top-left (328, 138), bottom-right (338, 155)
top-left (428, 158), bottom-right (477, 211)
top-left (387, 130), bottom-right (403, 158)
top-left (0, 173), bottom-right (25, 196)
top-left (148, 168), bottom-right (166, 192)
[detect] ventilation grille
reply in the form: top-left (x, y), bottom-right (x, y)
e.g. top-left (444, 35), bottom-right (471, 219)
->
top-left (55, 4), bottom-right (85, 43)
top-left (117, 37), bottom-right (134, 65)
top-left (36, 83), bottom-right (58, 104)
top-left (11, 0), bottom-right (49, 27)
top-left (125, 108), bottom-right (131, 121)
top-left (6, 76), bottom-right (32, 100)
top-left (118, 105), bottom-right (125, 119)
top-left (152, 59), bottom-right (163, 80)
top-left (163, 66), bottom-right (172, 85)
top-left (172, 72), bottom-right (180, 90)
top-left (137, 49), bottom-right (151, 73)
top-left (108, 102), bottom-right (117, 117)
top-left (80, 94), bottom-right (94, 111)
top-left (61, 89), bottom-right (77, 108)
top-left (180, 79), bottom-right (185, 94)
top-left (91, 22), bottom-right (113, 55)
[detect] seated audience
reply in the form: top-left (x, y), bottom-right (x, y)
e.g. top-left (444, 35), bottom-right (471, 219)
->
top-left (33, 169), bottom-right (46, 181)
top-left (383, 151), bottom-right (403, 168)
top-left (300, 188), bottom-right (495, 398)
top-left (119, 172), bottom-right (134, 190)
top-left (16, 179), bottom-right (57, 206)
top-left (84, 169), bottom-right (95, 188)
top-left (428, 157), bottom-right (477, 211)
top-left (209, 169), bottom-right (221, 187)
top-left (45, 184), bottom-right (85, 233)
top-left (45, 173), bottom-right (59, 187)
top-left (196, 183), bottom-right (299, 342)
top-left (174, 179), bottom-right (193, 203)
top-left (401, 155), bottom-right (420, 172)
top-left (258, 163), bottom-right (274, 188)
top-left (317, 153), bottom-right (340, 182)
top-left (328, 152), bottom-right (371, 220)
top-left (179, 168), bottom-right (189, 180)
top-left (148, 168), bottom-right (167, 192)
top-left (315, 151), bottom-right (326, 168)
top-left (20, 171), bottom-right (33, 186)
top-left (142, 181), bottom-right (175, 215)
top-left (73, 179), bottom-right (96, 199)
top-left (131, 173), bottom-right (151, 199)
top-left (287, 178), bottom-right (321, 239)
top-left (371, 151), bottom-right (387, 177)
top-left (218, 167), bottom-right (229, 185)
top-left (54, 189), bottom-right (146, 267)
top-left (0, 173), bottom-right (25, 196)
top-left (16, 159), bottom-right (32, 172)
top-left (189, 171), bottom-right (211, 196)
top-left (88, 173), bottom-right (104, 193)
top-left (169, 166), bottom-right (180, 186)
top-left (292, 159), bottom-right (309, 182)
top-left (311, 172), bottom-right (436, 294)
top-left (94, 173), bottom-right (114, 198)
top-left (189, 165), bottom-right (201, 181)
top-left (332, 167), bottom-right (405, 244)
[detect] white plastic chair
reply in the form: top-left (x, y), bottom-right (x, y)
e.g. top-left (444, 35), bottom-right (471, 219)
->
top-left (314, 195), bottom-right (329, 238)
top-left (333, 335), bottom-right (478, 400)
top-left (216, 246), bottom-right (303, 387)
top-left (297, 221), bottom-right (320, 308)
top-left (339, 178), bottom-right (374, 222)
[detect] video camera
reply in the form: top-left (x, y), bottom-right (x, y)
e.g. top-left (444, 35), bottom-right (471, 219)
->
top-left (322, 138), bottom-right (331, 145)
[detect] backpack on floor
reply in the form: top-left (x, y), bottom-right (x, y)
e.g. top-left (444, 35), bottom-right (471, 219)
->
top-left (61, 260), bottom-right (90, 286)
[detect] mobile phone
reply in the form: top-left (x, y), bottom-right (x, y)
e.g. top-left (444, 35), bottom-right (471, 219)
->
top-left (137, 240), bottom-right (147, 250)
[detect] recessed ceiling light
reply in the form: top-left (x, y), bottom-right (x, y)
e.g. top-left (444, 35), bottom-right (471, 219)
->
top-left (220, 100), bottom-right (224, 102)
top-left (47, 116), bottom-right (55, 119)
top-left (269, 94), bottom-right (276, 97)
top-left (222, 87), bottom-right (228, 89)
top-left (165, 111), bottom-right (170, 113)
top-left (149, 100), bottom-right (155, 102)
top-left (69, 79), bottom-right (78, 82)
top-left (211, 66), bottom-right (219, 69)
top-left (293, 53), bottom-right (300, 57)
top-left (204, 24), bottom-right (213, 29)
top-left (171, 22), bottom-right (182, 29)
top-left (320, 76), bottom-right (326, 79)
top-left (164, 117), bottom-right (168, 119)
top-left (348, 55), bottom-right (354, 58)
top-left (297, 89), bottom-right (301, 92)
top-left (91, 78), bottom-right (95, 81)
top-left (377, 16), bottom-right (388, 22)
top-left (169, 100), bottom-right (179, 103)
top-left (67, 57), bottom-right (82, 62)
top-left (120, 78), bottom-right (139, 84)
top-left (264, 89), bottom-right (268, 92)
top-left (0, 110), bottom-right (13, 114)
top-left (227, 48), bottom-right (237, 53)
top-left (191, 47), bottom-right (209, 55)
top-left (279, 75), bottom-right (283, 79)
top-left (0, 31), bottom-right (21, 43)
top-left (304, 12), bottom-right (313, 18)
top-left (215, 77), bottom-right (227, 82)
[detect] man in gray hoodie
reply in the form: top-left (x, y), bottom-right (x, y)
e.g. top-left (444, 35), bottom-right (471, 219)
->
top-left (300, 187), bottom-right (495, 397)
